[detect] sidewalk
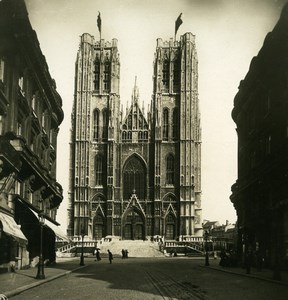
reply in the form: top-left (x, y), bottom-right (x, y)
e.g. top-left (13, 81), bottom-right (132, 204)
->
top-left (0, 257), bottom-right (90, 299)
top-left (202, 257), bottom-right (288, 286)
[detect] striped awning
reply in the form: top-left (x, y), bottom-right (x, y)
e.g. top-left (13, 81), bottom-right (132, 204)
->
top-left (0, 212), bottom-right (27, 242)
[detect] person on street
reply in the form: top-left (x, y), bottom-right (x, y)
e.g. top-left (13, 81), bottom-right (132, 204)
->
top-left (96, 250), bottom-right (101, 261)
top-left (108, 249), bottom-right (113, 264)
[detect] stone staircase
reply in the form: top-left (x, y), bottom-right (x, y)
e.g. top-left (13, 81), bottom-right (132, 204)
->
top-left (97, 239), bottom-right (164, 258)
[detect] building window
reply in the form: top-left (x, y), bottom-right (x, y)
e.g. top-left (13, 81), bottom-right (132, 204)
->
top-left (166, 154), bottom-right (174, 185)
top-left (93, 109), bottom-right (99, 141)
top-left (122, 131), bottom-right (127, 141)
top-left (173, 58), bottom-right (181, 92)
top-left (102, 109), bottom-right (108, 140)
top-left (123, 156), bottom-right (146, 200)
top-left (172, 108), bottom-right (178, 140)
top-left (103, 59), bottom-right (110, 93)
top-left (128, 115), bottom-right (132, 130)
top-left (95, 155), bottom-right (103, 186)
top-left (162, 59), bottom-right (169, 92)
top-left (94, 60), bottom-right (100, 92)
top-left (163, 108), bottom-right (169, 141)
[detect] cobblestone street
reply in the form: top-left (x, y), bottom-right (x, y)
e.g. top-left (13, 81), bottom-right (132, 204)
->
top-left (2, 257), bottom-right (287, 299)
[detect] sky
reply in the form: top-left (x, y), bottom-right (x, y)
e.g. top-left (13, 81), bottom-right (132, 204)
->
top-left (24, 0), bottom-right (287, 232)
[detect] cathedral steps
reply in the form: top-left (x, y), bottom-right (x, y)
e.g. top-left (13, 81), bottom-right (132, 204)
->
top-left (97, 240), bottom-right (165, 258)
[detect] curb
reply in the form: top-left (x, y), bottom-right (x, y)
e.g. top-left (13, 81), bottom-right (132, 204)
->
top-left (200, 264), bottom-right (288, 287)
top-left (3, 265), bottom-right (88, 299)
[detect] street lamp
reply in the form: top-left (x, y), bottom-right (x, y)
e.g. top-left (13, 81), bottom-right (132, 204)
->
top-left (204, 230), bottom-right (210, 266)
top-left (36, 212), bottom-right (45, 279)
top-left (80, 227), bottom-right (85, 266)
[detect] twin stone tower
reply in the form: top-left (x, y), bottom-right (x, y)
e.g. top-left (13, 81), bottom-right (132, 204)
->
top-left (67, 32), bottom-right (202, 243)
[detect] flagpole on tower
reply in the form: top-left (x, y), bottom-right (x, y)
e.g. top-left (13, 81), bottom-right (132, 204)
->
top-left (174, 13), bottom-right (183, 41)
top-left (97, 12), bottom-right (102, 41)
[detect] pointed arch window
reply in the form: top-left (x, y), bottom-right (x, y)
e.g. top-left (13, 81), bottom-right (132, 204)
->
top-left (102, 109), bottom-right (108, 141)
top-left (173, 57), bottom-right (181, 92)
top-left (166, 154), bottom-right (174, 185)
top-left (128, 115), bottom-right (132, 130)
top-left (103, 59), bottom-right (110, 93)
top-left (163, 108), bottom-right (169, 141)
top-left (162, 59), bottom-right (169, 92)
top-left (95, 155), bottom-right (103, 186)
top-left (123, 156), bottom-right (146, 200)
top-left (172, 108), bottom-right (178, 140)
top-left (94, 60), bottom-right (100, 92)
top-left (93, 109), bottom-right (99, 141)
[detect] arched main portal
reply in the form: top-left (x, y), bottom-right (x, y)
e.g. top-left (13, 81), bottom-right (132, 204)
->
top-left (123, 155), bottom-right (146, 200)
top-left (122, 209), bottom-right (145, 240)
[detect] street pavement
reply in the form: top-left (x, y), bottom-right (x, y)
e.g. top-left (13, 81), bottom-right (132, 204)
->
top-left (0, 256), bottom-right (287, 299)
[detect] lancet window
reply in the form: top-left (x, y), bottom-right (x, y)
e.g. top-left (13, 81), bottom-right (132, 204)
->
top-left (166, 154), bottom-right (175, 185)
top-left (93, 109), bottom-right (99, 141)
top-left (95, 154), bottom-right (103, 186)
top-left (163, 108), bottom-right (169, 141)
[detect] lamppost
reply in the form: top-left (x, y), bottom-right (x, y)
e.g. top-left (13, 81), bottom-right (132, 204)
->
top-left (80, 227), bottom-right (85, 266)
top-left (204, 230), bottom-right (210, 266)
top-left (36, 212), bottom-right (45, 279)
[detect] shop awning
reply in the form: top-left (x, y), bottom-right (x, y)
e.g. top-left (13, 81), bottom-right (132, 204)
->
top-left (15, 198), bottom-right (70, 242)
top-left (27, 207), bottom-right (70, 242)
top-left (44, 219), bottom-right (70, 242)
top-left (0, 212), bottom-right (28, 242)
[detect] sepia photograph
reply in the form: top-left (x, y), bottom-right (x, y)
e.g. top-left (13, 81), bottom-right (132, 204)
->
top-left (0, 0), bottom-right (288, 299)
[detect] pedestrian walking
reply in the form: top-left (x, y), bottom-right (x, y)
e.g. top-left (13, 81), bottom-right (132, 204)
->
top-left (96, 250), bottom-right (101, 261)
top-left (108, 249), bottom-right (113, 264)
top-left (121, 249), bottom-right (125, 259)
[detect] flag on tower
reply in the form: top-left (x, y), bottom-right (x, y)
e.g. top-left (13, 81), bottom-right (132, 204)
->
top-left (175, 13), bottom-right (183, 36)
top-left (97, 12), bottom-right (102, 34)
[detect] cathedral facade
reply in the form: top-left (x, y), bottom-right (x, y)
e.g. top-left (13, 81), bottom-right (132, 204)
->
top-left (67, 32), bottom-right (202, 242)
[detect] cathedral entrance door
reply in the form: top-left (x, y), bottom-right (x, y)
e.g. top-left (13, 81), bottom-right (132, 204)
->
top-left (123, 209), bottom-right (145, 240)
top-left (135, 224), bottom-right (143, 240)
top-left (124, 224), bottom-right (132, 239)
top-left (95, 225), bottom-right (103, 239)
top-left (165, 214), bottom-right (176, 240)
top-left (165, 224), bottom-right (174, 240)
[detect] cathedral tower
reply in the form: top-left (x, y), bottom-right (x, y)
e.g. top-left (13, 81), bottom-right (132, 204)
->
top-left (150, 33), bottom-right (202, 239)
top-left (67, 34), bottom-right (120, 238)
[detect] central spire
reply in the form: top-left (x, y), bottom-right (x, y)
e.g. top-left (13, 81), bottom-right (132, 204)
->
top-left (132, 76), bottom-right (139, 103)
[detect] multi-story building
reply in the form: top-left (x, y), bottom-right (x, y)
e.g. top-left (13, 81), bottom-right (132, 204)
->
top-left (231, 4), bottom-right (288, 273)
top-left (0, 0), bottom-right (64, 269)
top-left (67, 32), bottom-right (202, 243)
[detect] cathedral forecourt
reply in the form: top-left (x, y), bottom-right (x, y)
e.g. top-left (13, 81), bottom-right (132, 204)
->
top-left (67, 31), bottom-right (203, 247)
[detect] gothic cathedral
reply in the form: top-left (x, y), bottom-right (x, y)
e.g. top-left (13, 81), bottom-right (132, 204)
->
top-left (67, 32), bottom-right (202, 242)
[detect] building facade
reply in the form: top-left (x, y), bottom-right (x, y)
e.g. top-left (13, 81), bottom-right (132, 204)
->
top-left (230, 4), bottom-right (288, 273)
top-left (67, 32), bottom-right (202, 242)
top-left (0, 0), bottom-right (64, 269)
